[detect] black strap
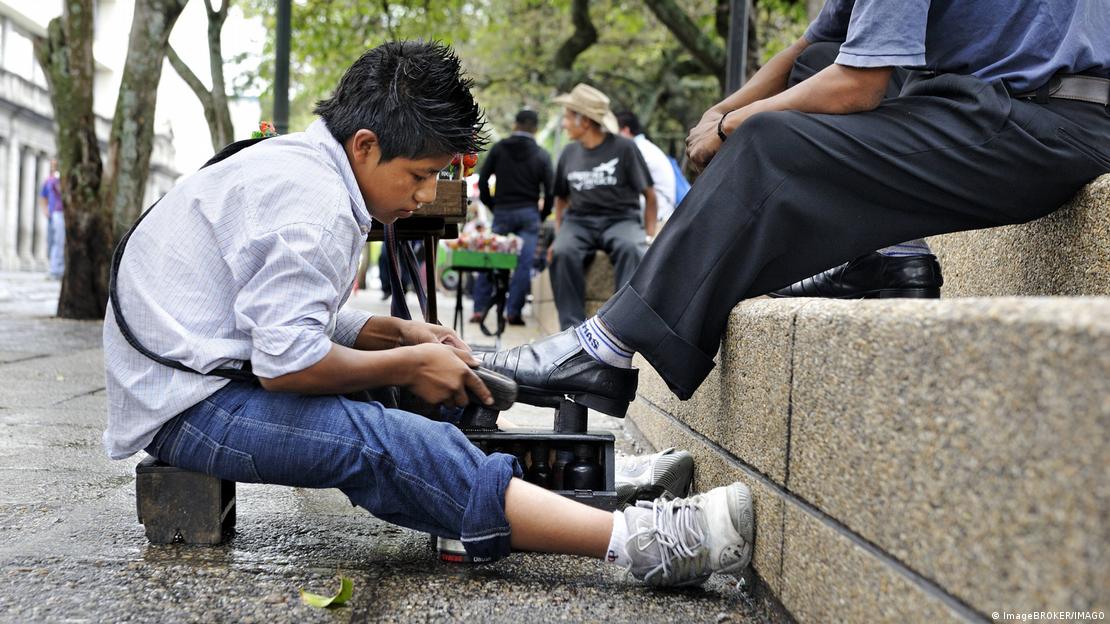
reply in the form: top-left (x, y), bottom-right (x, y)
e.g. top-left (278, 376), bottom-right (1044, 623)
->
top-left (109, 137), bottom-right (271, 382)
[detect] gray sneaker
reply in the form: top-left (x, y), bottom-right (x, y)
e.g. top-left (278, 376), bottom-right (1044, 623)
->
top-left (615, 447), bottom-right (695, 506)
top-left (623, 482), bottom-right (753, 587)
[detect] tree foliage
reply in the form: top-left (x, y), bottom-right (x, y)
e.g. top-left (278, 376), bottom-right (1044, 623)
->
top-left (240, 0), bottom-right (808, 155)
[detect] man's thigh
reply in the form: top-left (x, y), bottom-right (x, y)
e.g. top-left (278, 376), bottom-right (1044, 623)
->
top-left (552, 215), bottom-right (601, 258)
top-left (599, 217), bottom-right (645, 256)
top-left (734, 73), bottom-right (1107, 229)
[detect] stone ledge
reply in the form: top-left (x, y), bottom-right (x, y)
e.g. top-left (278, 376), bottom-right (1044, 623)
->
top-left (928, 174), bottom-right (1110, 296)
top-left (631, 297), bottom-right (1109, 620)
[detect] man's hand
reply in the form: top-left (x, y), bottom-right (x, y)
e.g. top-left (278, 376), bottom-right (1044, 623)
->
top-left (404, 343), bottom-right (492, 407)
top-left (685, 110), bottom-right (726, 169)
top-left (399, 320), bottom-right (469, 350)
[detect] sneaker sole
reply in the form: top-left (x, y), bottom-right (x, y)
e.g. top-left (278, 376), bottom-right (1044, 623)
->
top-left (718, 482), bottom-right (754, 575)
top-left (651, 451), bottom-right (694, 498)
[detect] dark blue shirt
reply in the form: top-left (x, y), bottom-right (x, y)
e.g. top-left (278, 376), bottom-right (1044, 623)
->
top-left (805, 0), bottom-right (1109, 92)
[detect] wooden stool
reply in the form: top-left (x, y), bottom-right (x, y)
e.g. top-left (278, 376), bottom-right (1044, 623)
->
top-left (135, 456), bottom-right (236, 544)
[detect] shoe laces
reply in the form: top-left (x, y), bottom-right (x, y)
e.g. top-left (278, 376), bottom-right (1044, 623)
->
top-left (627, 496), bottom-right (709, 584)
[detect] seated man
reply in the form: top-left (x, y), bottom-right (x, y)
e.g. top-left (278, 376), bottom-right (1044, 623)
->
top-left (549, 84), bottom-right (658, 331)
top-left (103, 41), bottom-right (752, 588)
top-left (481, 0), bottom-right (1109, 412)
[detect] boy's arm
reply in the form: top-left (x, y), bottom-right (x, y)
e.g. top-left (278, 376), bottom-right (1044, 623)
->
top-left (258, 342), bottom-right (493, 407)
top-left (347, 315), bottom-right (468, 351)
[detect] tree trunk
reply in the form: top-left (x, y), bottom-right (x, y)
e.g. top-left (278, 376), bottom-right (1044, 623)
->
top-left (643, 0), bottom-right (726, 79)
top-left (553, 0), bottom-right (598, 91)
top-left (34, 1), bottom-right (109, 319)
top-left (206, 0), bottom-right (234, 150)
top-left (102, 0), bottom-right (188, 243)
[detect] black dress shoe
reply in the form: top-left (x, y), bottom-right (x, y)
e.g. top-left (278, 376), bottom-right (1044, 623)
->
top-left (768, 252), bottom-right (943, 299)
top-left (505, 315), bottom-right (526, 326)
top-left (478, 329), bottom-right (638, 418)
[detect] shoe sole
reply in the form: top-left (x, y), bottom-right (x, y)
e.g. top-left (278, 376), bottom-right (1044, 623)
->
top-left (517, 385), bottom-right (631, 418)
top-left (718, 482), bottom-right (754, 576)
top-left (767, 287), bottom-right (940, 300)
top-left (616, 451), bottom-right (695, 506)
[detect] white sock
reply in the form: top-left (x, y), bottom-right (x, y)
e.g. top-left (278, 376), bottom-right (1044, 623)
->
top-left (605, 510), bottom-right (631, 566)
top-left (575, 316), bottom-right (634, 369)
top-left (877, 238), bottom-right (931, 257)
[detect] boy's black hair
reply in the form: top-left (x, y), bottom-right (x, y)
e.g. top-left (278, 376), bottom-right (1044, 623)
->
top-left (314, 40), bottom-right (487, 160)
top-left (616, 111), bottom-right (642, 136)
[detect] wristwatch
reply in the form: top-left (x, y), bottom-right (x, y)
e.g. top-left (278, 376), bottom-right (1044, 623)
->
top-left (717, 111), bottom-right (732, 142)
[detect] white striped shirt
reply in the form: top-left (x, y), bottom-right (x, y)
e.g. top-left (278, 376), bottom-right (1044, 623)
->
top-left (103, 120), bottom-right (374, 459)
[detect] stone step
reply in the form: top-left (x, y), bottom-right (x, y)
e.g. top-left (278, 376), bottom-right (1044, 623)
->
top-left (629, 297), bottom-right (1109, 622)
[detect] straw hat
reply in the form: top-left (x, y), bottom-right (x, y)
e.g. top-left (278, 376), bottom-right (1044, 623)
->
top-left (554, 83), bottom-right (620, 134)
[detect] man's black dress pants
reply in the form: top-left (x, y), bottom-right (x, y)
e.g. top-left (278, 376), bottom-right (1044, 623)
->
top-left (599, 43), bottom-right (1110, 399)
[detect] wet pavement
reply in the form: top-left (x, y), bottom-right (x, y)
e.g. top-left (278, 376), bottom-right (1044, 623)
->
top-left (0, 270), bottom-right (779, 623)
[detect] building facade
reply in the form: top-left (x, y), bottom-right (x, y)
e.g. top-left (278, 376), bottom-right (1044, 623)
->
top-left (0, 3), bottom-right (179, 271)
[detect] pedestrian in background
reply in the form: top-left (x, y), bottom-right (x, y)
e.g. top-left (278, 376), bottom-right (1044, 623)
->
top-left (473, 109), bottom-right (555, 325)
top-left (39, 160), bottom-right (64, 280)
top-left (616, 112), bottom-right (676, 225)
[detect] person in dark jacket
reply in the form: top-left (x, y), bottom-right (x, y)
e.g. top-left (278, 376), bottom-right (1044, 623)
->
top-left (472, 109), bottom-right (556, 325)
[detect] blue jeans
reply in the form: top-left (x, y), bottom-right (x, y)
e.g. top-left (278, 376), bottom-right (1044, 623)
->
top-left (48, 212), bottom-right (65, 278)
top-left (145, 381), bottom-right (521, 559)
top-left (472, 205), bottom-right (540, 317)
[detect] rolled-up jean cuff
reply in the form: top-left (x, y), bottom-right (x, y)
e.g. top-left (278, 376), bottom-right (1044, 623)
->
top-left (598, 285), bottom-right (717, 400)
top-left (460, 452), bottom-right (522, 559)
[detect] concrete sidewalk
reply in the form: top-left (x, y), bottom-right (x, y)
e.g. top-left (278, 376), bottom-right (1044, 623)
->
top-left (0, 272), bottom-right (779, 623)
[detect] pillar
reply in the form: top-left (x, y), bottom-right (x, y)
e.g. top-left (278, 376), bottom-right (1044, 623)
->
top-left (3, 138), bottom-right (20, 269)
top-left (18, 148), bottom-right (37, 268)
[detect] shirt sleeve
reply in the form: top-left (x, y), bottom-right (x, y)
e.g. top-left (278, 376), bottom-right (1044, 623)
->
top-left (332, 308), bottom-right (372, 348)
top-left (804, 0), bottom-right (855, 43)
top-left (232, 223), bottom-right (341, 378)
top-left (624, 143), bottom-right (652, 193)
top-left (806, 0), bottom-right (928, 68)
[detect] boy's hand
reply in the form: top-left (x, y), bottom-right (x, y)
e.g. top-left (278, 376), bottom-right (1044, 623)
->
top-left (399, 320), bottom-right (470, 351)
top-left (404, 343), bottom-right (492, 407)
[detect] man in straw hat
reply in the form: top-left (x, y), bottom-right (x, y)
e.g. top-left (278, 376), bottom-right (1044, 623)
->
top-left (548, 83), bottom-right (658, 331)
top-left (480, 0), bottom-right (1109, 414)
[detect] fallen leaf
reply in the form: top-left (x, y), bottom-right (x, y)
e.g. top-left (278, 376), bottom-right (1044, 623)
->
top-left (300, 576), bottom-right (353, 608)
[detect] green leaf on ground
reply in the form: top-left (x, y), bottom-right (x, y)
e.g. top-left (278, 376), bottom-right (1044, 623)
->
top-left (299, 576), bottom-right (354, 608)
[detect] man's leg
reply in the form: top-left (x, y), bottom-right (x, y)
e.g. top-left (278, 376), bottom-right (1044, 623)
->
top-left (470, 212), bottom-right (515, 318)
top-left (504, 209), bottom-right (540, 320)
top-left (599, 80), bottom-right (1110, 398)
top-left (550, 216), bottom-right (600, 330)
top-left (49, 212), bottom-right (65, 278)
top-left (599, 216), bottom-right (646, 292)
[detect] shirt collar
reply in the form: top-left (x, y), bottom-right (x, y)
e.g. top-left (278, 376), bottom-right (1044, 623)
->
top-left (305, 119), bottom-right (373, 229)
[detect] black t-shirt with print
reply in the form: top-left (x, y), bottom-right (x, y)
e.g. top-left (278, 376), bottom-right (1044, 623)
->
top-left (554, 133), bottom-right (653, 217)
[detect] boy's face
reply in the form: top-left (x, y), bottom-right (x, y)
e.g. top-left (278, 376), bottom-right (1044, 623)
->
top-left (345, 129), bottom-right (451, 223)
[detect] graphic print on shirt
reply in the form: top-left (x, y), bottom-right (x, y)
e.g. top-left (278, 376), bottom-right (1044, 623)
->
top-left (567, 157), bottom-right (620, 191)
